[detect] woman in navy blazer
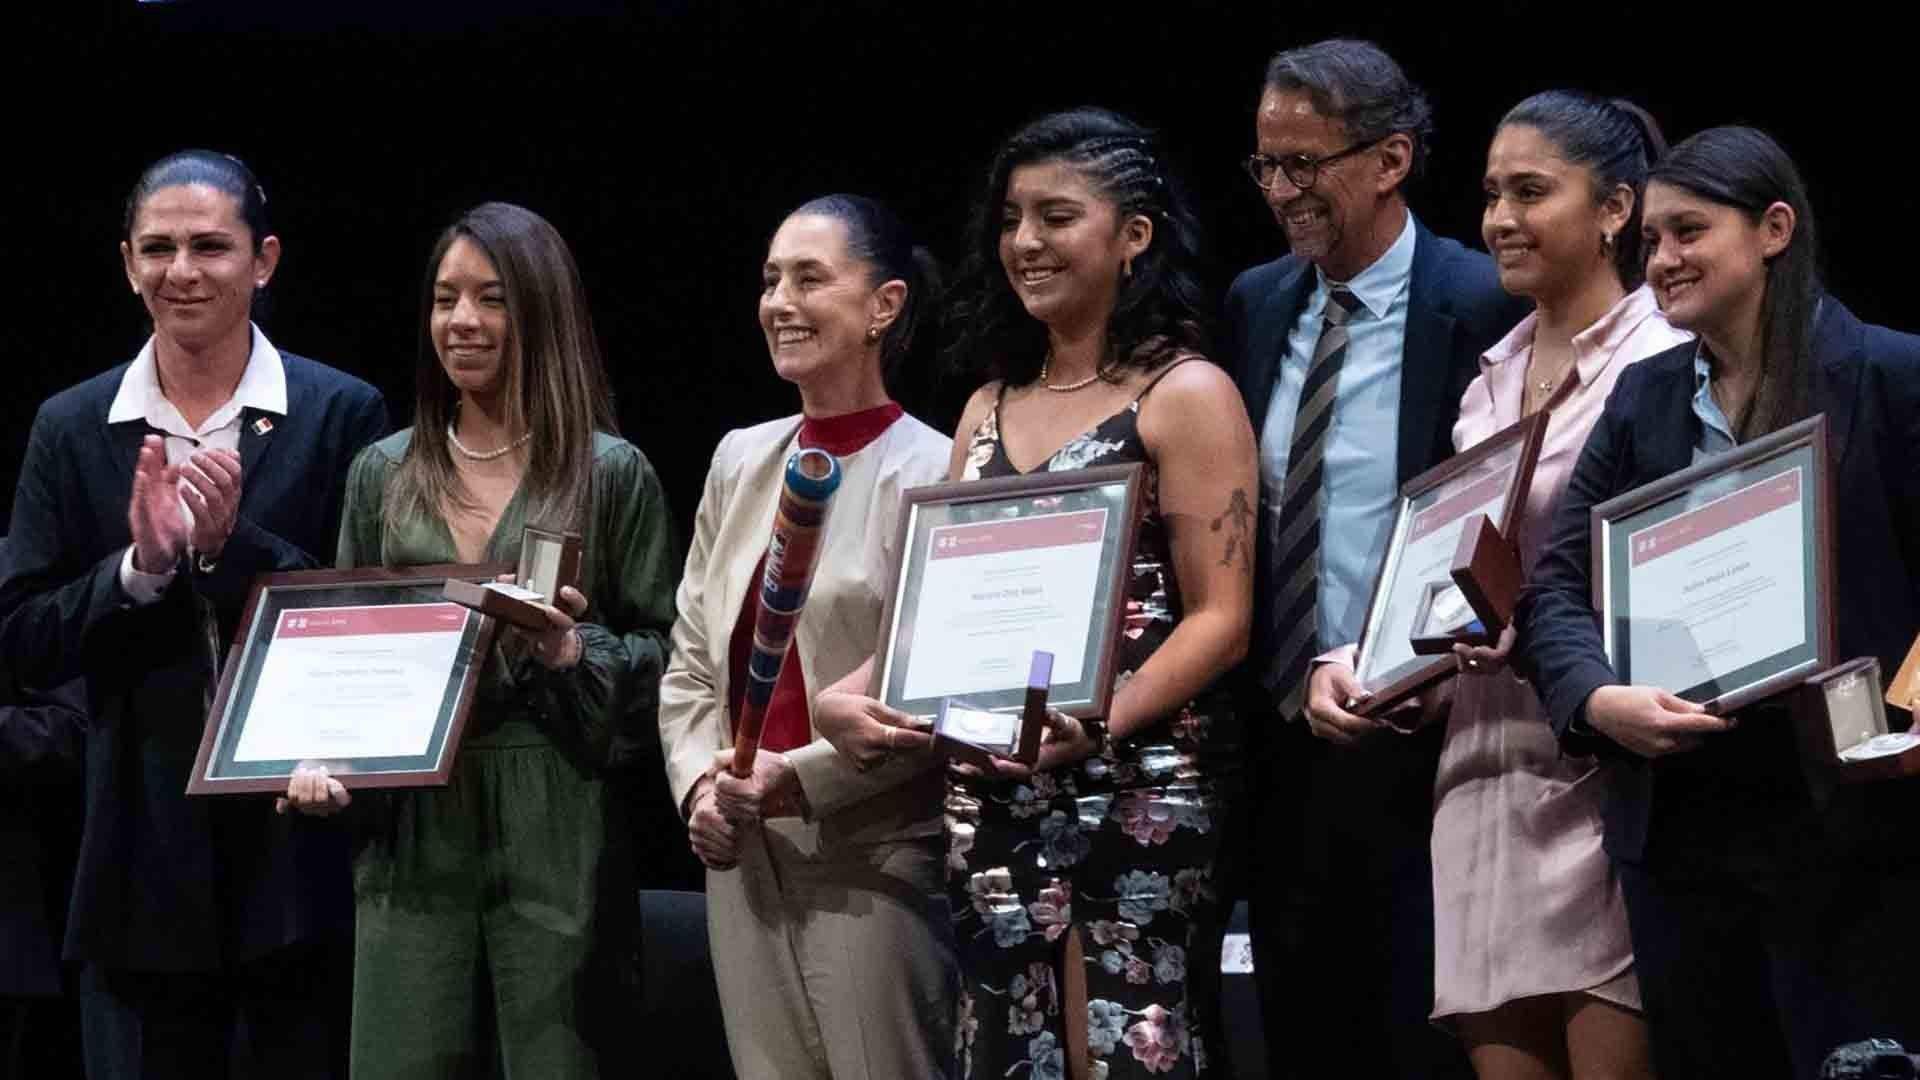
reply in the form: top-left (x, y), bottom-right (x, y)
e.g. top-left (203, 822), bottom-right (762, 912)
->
top-left (1516, 126), bottom-right (1920, 1078)
top-left (0, 151), bottom-right (386, 1079)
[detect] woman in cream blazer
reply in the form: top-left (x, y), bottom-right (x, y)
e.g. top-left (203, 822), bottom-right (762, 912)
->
top-left (657, 194), bottom-right (956, 1080)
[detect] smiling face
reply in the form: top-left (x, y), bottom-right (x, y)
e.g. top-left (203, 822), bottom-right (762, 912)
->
top-left (997, 159), bottom-right (1148, 336)
top-left (430, 236), bottom-right (515, 400)
top-left (1481, 123), bottom-right (1630, 302)
top-left (121, 183), bottom-right (278, 354)
top-left (1253, 88), bottom-right (1399, 278)
top-left (758, 213), bottom-right (893, 389)
top-left (1641, 179), bottom-right (1791, 339)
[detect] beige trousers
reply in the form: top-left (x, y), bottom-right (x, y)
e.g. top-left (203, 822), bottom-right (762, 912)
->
top-left (706, 819), bottom-right (956, 1080)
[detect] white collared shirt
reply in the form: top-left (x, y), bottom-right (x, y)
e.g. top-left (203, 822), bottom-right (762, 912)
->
top-left (114, 324), bottom-right (288, 603)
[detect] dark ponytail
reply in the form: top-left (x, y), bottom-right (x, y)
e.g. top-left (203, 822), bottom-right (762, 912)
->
top-left (1500, 91), bottom-right (1666, 287)
top-left (788, 193), bottom-right (941, 395)
top-left (125, 149), bottom-right (271, 253)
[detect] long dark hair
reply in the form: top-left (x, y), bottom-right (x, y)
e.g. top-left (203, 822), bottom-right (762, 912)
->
top-left (388, 202), bottom-right (617, 537)
top-left (1649, 126), bottom-right (1819, 441)
top-left (1500, 91), bottom-right (1667, 288)
top-left (944, 107), bottom-right (1214, 388)
top-left (783, 193), bottom-right (941, 398)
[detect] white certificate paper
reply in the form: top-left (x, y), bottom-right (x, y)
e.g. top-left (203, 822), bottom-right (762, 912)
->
top-left (899, 508), bottom-right (1107, 701)
top-left (1624, 468), bottom-right (1806, 693)
top-left (232, 603), bottom-right (470, 762)
top-left (1360, 467), bottom-right (1511, 685)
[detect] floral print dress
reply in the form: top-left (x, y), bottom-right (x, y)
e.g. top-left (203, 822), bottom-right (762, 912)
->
top-left (948, 367), bottom-right (1240, 1079)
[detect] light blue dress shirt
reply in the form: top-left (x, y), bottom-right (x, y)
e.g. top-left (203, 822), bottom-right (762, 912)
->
top-left (1691, 345), bottom-right (1738, 460)
top-left (1258, 211), bottom-right (1417, 651)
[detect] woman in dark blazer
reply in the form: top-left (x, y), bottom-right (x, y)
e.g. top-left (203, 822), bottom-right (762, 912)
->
top-left (0, 150), bottom-right (387, 1078)
top-left (1516, 126), bottom-right (1920, 1079)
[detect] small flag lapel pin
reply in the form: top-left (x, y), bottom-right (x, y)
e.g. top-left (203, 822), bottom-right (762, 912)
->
top-left (252, 417), bottom-right (275, 436)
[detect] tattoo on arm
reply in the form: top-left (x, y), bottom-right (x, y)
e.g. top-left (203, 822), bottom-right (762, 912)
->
top-left (1210, 488), bottom-right (1255, 571)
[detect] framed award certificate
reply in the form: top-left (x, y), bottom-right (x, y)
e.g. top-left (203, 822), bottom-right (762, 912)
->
top-left (1351, 411), bottom-right (1548, 717)
top-left (187, 563), bottom-right (510, 795)
top-left (872, 464), bottom-right (1144, 722)
top-left (1591, 413), bottom-right (1834, 714)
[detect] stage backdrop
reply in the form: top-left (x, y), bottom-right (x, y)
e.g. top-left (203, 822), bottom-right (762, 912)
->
top-left (9, 0), bottom-right (1911, 886)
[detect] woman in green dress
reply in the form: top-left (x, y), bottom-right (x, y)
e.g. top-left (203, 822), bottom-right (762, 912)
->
top-left (283, 201), bottom-right (676, 1077)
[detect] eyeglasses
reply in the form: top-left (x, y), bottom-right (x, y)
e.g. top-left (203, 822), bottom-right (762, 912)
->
top-left (1243, 136), bottom-right (1385, 191)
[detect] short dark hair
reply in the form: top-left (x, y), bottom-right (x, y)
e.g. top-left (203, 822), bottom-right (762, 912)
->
top-left (124, 149), bottom-right (270, 253)
top-left (1264, 39), bottom-right (1434, 182)
top-left (945, 106), bottom-right (1214, 389)
top-left (1649, 126), bottom-right (1819, 442)
top-left (1500, 91), bottom-right (1667, 287)
top-left (786, 193), bottom-right (941, 392)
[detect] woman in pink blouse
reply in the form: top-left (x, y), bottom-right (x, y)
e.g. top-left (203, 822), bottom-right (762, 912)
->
top-left (1442, 94), bottom-right (1684, 1079)
top-left (1309, 91), bottom-right (1682, 1079)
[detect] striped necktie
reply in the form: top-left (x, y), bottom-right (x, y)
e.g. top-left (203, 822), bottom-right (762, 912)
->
top-left (1268, 285), bottom-right (1362, 720)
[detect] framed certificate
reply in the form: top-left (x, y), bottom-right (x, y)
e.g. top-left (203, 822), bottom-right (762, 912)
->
top-left (1592, 414), bottom-right (1834, 714)
top-left (872, 464), bottom-right (1144, 722)
top-left (187, 563), bottom-right (510, 795)
top-left (1351, 411), bottom-right (1548, 717)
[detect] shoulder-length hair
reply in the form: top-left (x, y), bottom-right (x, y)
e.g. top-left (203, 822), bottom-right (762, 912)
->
top-left (943, 107), bottom-right (1215, 389)
top-left (387, 202), bottom-right (617, 538)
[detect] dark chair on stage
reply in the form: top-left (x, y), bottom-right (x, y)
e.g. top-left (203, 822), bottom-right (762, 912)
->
top-left (637, 889), bottom-right (736, 1079)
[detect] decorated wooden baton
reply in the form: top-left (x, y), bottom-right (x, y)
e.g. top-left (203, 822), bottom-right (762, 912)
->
top-left (730, 447), bottom-right (843, 777)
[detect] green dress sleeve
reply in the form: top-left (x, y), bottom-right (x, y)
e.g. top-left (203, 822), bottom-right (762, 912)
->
top-left (523, 440), bottom-right (678, 769)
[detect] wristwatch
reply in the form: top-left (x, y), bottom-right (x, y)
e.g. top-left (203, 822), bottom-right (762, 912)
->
top-left (192, 549), bottom-right (221, 575)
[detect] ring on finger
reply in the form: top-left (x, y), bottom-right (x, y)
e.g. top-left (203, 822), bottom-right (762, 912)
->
top-left (884, 726), bottom-right (897, 751)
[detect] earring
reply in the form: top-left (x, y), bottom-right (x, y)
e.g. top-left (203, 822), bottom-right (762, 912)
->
top-left (1123, 256), bottom-right (1133, 280)
top-left (866, 326), bottom-right (880, 341)
top-left (1600, 231), bottom-right (1616, 256)
top-left (256, 279), bottom-right (267, 287)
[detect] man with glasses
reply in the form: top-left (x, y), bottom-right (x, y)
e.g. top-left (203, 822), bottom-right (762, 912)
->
top-left (1220, 38), bottom-right (1526, 1079)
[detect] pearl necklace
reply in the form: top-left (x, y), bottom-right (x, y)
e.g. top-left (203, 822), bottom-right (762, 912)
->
top-left (1039, 353), bottom-right (1103, 393)
top-left (447, 423), bottom-right (531, 461)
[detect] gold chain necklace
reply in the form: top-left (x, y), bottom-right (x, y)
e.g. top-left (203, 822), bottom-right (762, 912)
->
top-left (1039, 351), bottom-right (1103, 393)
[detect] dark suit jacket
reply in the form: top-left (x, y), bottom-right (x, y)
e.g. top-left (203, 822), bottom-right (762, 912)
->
top-left (0, 351), bottom-right (387, 971)
top-left (1516, 297), bottom-right (1920, 864)
top-left (1223, 216), bottom-right (1528, 874)
top-left (0, 566), bottom-right (86, 996)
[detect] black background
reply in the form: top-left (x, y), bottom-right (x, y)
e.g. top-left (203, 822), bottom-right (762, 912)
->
top-left (9, 1), bottom-right (1910, 535)
top-left (6, 0), bottom-right (1906, 895)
